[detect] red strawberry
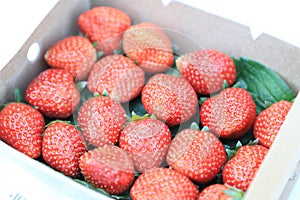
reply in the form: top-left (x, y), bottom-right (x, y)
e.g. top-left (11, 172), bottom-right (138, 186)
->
top-left (119, 117), bottom-right (172, 172)
top-left (123, 22), bottom-right (174, 73)
top-left (25, 68), bottom-right (80, 119)
top-left (0, 102), bottom-right (45, 158)
top-left (78, 6), bottom-right (131, 55)
top-left (200, 87), bottom-right (256, 139)
top-left (198, 184), bottom-right (244, 200)
top-left (42, 121), bottom-right (87, 177)
top-left (130, 168), bottom-right (199, 200)
top-left (141, 73), bottom-right (198, 126)
top-left (79, 145), bottom-right (135, 195)
top-left (222, 144), bottom-right (268, 191)
top-left (44, 36), bottom-right (97, 81)
top-left (176, 49), bottom-right (236, 95)
top-left (167, 128), bottom-right (227, 183)
top-left (254, 100), bottom-right (293, 148)
top-left (87, 54), bottom-right (145, 103)
top-left (77, 95), bottom-right (126, 147)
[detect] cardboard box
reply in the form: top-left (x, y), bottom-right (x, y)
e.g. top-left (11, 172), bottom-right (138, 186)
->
top-left (1, 0), bottom-right (300, 199)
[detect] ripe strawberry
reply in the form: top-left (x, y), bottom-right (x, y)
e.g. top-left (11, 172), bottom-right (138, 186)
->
top-left (198, 184), bottom-right (244, 200)
top-left (167, 128), bottom-right (227, 183)
top-left (44, 36), bottom-right (97, 81)
top-left (254, 100), bottom-right (293, 148)
top-left (42, 121), bottom-right (87, 177)
top-left (119, 117), bottom-right (172, 172)
top-left (123, 22), bottom-right (174, 73)
top-left (77, 95), bottom-right (126, 147)
top-left (176, 49), bottom-right (236, 95)
top-left (25, 68), bottom-right (80, 119)
top-left (141, 73), bottom-right (198, 126)
top-left (78, 6), bottom-right (131, 55)
top-left (87, 54), bottom-right (145, 103)
top-left (79, 145), bottom-right (135, 195)
top-left (222, 144), bottom-right (268, 191)
top-left (0, 102), bottom-right (45, 158)
top-left (130, 168), bottom-right (199, 200)
top-left (200, 87), bottom-right (256, 139)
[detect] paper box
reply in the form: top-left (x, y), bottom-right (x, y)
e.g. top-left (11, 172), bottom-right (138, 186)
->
top-left (1, 0), bottom-right (300, 199)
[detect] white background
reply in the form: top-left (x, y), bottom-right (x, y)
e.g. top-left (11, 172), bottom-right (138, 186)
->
top-left (0, 0), bottom-right (300, 199)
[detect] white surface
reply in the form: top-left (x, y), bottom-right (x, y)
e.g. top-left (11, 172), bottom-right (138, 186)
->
top-left (0, 0), bottom-right (300, 199)
top-left (0, 0), bottom-right (58, 69)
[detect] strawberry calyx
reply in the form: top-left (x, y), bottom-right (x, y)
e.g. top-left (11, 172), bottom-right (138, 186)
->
top-left (189, 122), bottom-right (210, 132)
top-left (76, 81), bottom-right (88, 92)
top-left (190, 122), bottom-right (200, 130)
top-left (223, 185), bottom-right (244, 200)
top-left (126, 111), bottom-right (150, 122)
top-left (225, 141), bottom-right (242, 160)
top-left (45, 120), bottom-right (72, 128)
top-left (225, 139), bottom-right (259, 160)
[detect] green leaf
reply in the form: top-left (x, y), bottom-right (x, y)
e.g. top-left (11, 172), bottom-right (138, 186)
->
top-left (234, 57), bottom-right (295, 114)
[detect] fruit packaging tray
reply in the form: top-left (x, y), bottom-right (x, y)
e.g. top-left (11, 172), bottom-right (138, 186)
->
top-left (0, 0), bottom-right (300, 199)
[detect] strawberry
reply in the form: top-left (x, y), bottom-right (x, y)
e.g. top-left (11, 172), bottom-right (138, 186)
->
top-left (176, 49), bottom-right (236, 95)
top-left (78, 6), bottom-right (131, 55)
top-left (167, 128), bottom-right (227, 183)
top-left (130, 168), bottom-right (199, 200)
top-left (77, 95), bottom-right (126, 147)
top-left (123, 22), bottom-right (174, 73)
top-left (254, 100), bottom-right (293, 148)
top-left (222, 144), bottom-right (268, 191)
top-left (0, 102), bottom-right (45, 158)
top-left (42, 121), bottom-right (87, 177)
top-left (141, 73), bottom-right (198, 126)
top-left (25, 68), bottom-right (80, 119)
top-left (79, 145), bottom-right (135, 195)
top-left (119, 117), bottom-right (172, 172)
top-left (44, 36), bottom-right (97, 81)
top-left (198, 184), bottom-right (244, 200)
top-left (200, 87), bottom-right (256, 139)
top-left (87, 54), bottom-right (145, 103)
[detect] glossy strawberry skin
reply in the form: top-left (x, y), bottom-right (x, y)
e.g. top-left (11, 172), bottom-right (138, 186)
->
top-left (44, 36), bottom-right (97, 80)
top-left (198, 184), bottom-right (233, 200)
top-left (222, 145), bottom-right (268, 191)
top-left (25, 68), bottom-right (80, 119)
top-left (79, 145), bottom-right (135, 195)
top-left (87, 54), bottom-right (145, 103)
top-left (42, 121), bottom-right (87, 177)
top-left (200, 87), bottom-right (256, 139)
top-left (130, 168), bottom-right (199, 200)
top-left (0, 103), bottom-right (45, 158)
top-left (254, 100), bottom-right (293, 148)
top-left (77, 96), bottom-right (126, 147)
top-left (176, 49), bottom-right (236, 95)
top-left (119, 118), bottom-right (172, 172)
top-left (141, 73), bottom-right (198, 126)
top-left (78, 6), bottom-right (131, 55)
top-left (167, 129), bottom-right (227, 183)
top-left (123, 22), bottom-right (174, 73)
